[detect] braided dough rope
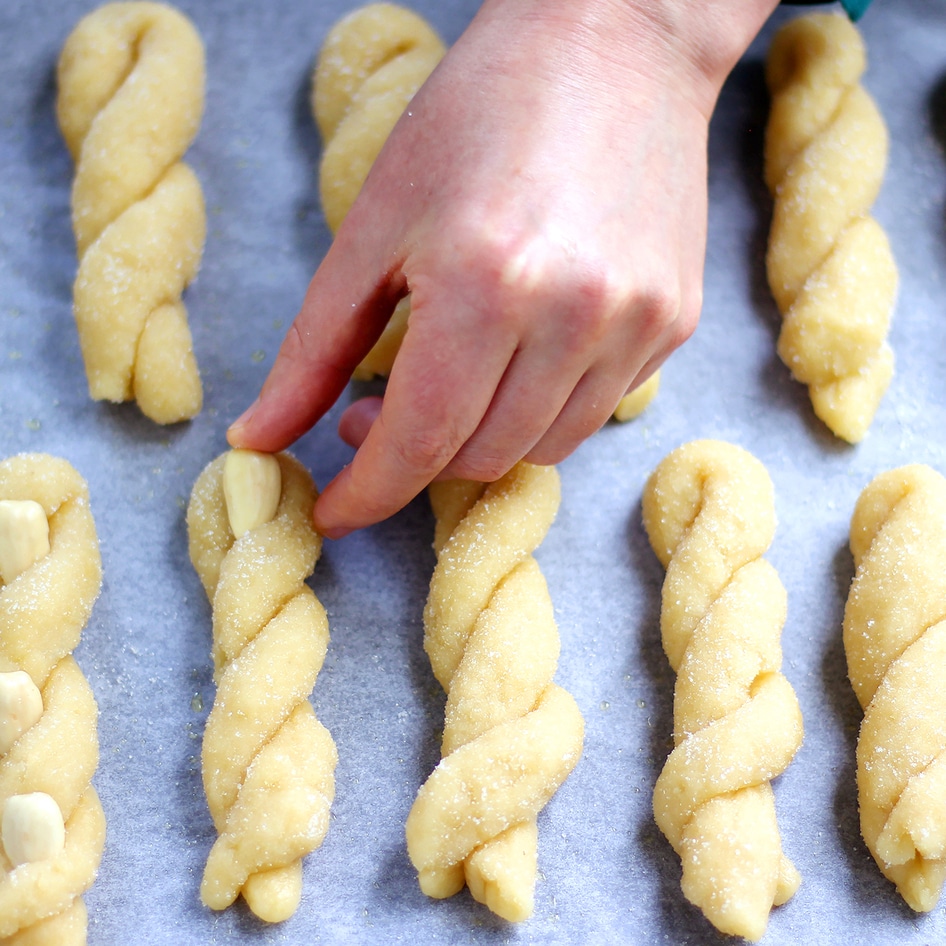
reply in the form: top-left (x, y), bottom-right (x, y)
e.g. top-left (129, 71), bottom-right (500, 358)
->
top-left (187, 451), bottom-right (337, 923)
top-left (57, 1), bottom-right (206, 424)
top-left (642, 440), bottom-right (803, 941)
top-left (406, 462), bottom-right (584, 922)
top-left (313, 2), bottom-right (444, 381)
top-left (764, 12), bottom-right (896, 443)
top-left (844, 465), bottom-right (946, 912)
top-left (0, 454), bottom-right (105, 945)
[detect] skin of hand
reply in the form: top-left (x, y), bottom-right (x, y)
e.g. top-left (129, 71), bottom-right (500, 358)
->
top-left (228, 0), bottom-right (780, 537)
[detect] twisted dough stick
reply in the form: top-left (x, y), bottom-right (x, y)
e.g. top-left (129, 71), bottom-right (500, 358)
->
top-left (187, 451), bottom-right (337, 923)
top-left (0, 454), bottom-right (105, 945)
top-left (313, 2), bottom-right (443, 381)
top-left (57, 1), bottom-right (206, 424)
top-left (764, 13), bottom-right (897, 443)
top-left (642, 440), bottom-right (803, 941)
top-left (406, 462), bottom-right (584, 922)
top-left (844, 465), bottom-right (946, 912)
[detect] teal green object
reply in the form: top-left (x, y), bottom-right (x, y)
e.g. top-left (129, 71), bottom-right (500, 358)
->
top-left (840, 0), bottom-right (873, 20)
top-left (782, 1), bottom-right (874, 22)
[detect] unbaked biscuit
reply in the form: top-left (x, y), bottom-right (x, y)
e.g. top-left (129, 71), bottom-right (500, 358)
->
top-left (642, 440), bottom-right (803, 941)
top-left (764, 12), bottom-right (896, 442)
top-left (187, 450), bottom-right (337, 923)
top-left (0, 454), bottom-right (105, 945)
top-left (57, 1), bottom-right (206, 424)
top-left (407, 462), bottom-right (584, 921)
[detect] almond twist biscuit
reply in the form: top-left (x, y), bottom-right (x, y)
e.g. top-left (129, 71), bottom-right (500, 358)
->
top-left (844, 465), bottom-right (946, 912)
top-left (406, 462), bottom-right (585, 922)
top-left (57, 1), bottom-right (206, 425)
top-left (187, 450), bottom-right (337, 923)
top-left (0, 454), bottom-right (105, 946)
top-left (764, 12), bottom-right (897, 443)
top-left (312, 2), bottom-right (445, 380)
top-left (642, 440), bottom-right (803, 942)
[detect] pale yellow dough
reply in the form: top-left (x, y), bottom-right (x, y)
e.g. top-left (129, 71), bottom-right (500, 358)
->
top-left (844, 465), bottom-right (946, 912)
top-left (613, 372), bottom-right (660, 422)
top-left (406, 463), bottom-right (584, 922)
top-left (313, 2), bottom-right (444, 380)
top-left (187, 451), bottom-right (337, 923)
top-left (57, 1), bottom-right (206, 424)
top-left (0, 454), bottom-right (105, 946)
top-left (764, 13), bottom-right (896, 443)
top-left (642, 440), bottom-right (803, 941)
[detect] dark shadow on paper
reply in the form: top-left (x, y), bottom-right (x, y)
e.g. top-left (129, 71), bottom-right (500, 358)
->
top-left (732, 58), bottom-right (777, 334)
top-left (291, 57), bottom-right (332, 271)
top-left (929, 70), bottom-right (946, 261)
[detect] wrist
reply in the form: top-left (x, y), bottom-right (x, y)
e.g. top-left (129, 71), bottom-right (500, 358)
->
top-left (478, 0), bottom-right (779, 119)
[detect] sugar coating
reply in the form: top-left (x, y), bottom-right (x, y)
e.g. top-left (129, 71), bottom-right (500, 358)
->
top-left (764, 13), bottom-right (897, 443)
top-left (0, 453), bottom-right (106, 944)
top-left (407, 462), bottom-right (584, 922)
top-left (186, 452), bottom-right (337, 923)
top-left (642, 440), bottom-right (803, 941)
top-left (313, 2), bottom-right (445, 380)
top-left (844, 465), bottom-right (946, 911)
top-left (57, 2), bottom-right (206, 424)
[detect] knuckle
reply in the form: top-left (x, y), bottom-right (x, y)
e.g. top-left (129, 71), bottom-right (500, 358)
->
top-left (555, 263), bottom-right (687, 357)
top-left (447, 448), bottom-right (513, 484)
top-left (560, 269), bottom-right (624, 349)
top-left (389, 421), bottom-right (459, 475)
top-left (525, 438), bottom-right (576, 469)
top-left (631, 278), bottom-right (683, 347)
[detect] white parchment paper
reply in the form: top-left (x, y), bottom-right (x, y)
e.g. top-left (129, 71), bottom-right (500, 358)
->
top-left (2, 0), bottom-right (946, 942)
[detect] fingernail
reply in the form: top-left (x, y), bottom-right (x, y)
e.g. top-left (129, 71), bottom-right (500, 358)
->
top-left (227, 397), bottom-right (259, 444)
top-left (314, 505), bottom-right (351, 540)
top-left (318, 524), bottom-right (351, 541)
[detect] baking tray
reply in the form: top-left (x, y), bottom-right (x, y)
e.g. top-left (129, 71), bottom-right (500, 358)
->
top-left (2, 0), bottom-right (945, 942)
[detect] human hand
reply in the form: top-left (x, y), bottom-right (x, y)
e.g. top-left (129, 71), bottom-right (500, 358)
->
top-left (228, 0), bottom-right (779, 537)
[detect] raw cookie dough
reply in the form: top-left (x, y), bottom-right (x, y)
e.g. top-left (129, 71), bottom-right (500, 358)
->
top-left (843, 465), bottom-right (946, 912)
top-left (406, 463), bottom-right (584, 922)
top-left (187, 450), bottom-right (337, 923)
top-left (313, 2), bottom-right (444, 380)
top-left (642, 440), bottom-right (803, 941)
top-left (764, 12), bottom-right (896, 443)
top-left (0, 454), bottom-right (106, 945)
top-left (613, 372), bottom-right (660, 423)
top-left (57, 1), bottom-right (206, 424)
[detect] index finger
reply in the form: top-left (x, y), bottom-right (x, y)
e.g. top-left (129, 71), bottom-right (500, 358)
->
top-left (227, 227), bottom-right (404, 453)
